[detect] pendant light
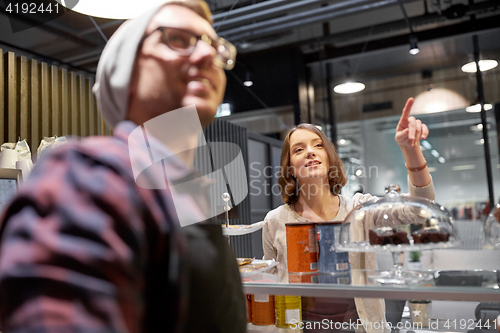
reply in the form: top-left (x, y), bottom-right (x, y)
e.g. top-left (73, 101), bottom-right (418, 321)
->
top-left (465, 102), bottom-right (493, 113)
top-left (243, 72), bottom-right (253, 87)
top-left (333, 82), bottom-right (365, 94)
top-left (461, 60), bottom-right (498, 73)
top-left (409, 34), bottom-right (420, 55)
top-left (398, 0), bottom-right (419, 56)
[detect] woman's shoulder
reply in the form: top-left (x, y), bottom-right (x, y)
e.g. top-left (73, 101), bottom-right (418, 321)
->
top-left (264, 204), bottom-right (293, 222)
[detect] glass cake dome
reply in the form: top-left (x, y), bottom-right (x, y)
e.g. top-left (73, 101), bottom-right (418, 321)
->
top-left (483, 203), bottom-right (500, 250)
top-left (337, 184), bottom-right (460, 252)
top-left (336, 184), bottom-right (460, 285)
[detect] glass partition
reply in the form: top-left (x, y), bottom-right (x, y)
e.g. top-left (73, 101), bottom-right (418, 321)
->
top-left (338, 106), bottom-right (500, 221)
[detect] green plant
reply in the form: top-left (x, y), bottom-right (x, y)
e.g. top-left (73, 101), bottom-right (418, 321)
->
top-left (410, 251), bottom-right (421, 262)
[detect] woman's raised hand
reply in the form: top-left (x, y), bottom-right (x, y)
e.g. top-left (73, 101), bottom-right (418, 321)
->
top-left (395, 97), bottom-right (429, 148)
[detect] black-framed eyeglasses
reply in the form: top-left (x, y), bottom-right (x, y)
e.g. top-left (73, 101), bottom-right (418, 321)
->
top-left (141, 26), bottom-right (237, 70)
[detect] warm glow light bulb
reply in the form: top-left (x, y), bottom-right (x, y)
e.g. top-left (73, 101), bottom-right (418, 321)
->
top-left (465, 103), bottom-right (493, 113)
top-left (333, 82), bottom-right (365, 94)
top-left (461, 60), bottom-right (498, 73)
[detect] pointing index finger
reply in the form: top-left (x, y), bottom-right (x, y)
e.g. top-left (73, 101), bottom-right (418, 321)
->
top-left (397, 97), bottom-right (414, 131)
top-left (401, 97), bottom-right (414, 120)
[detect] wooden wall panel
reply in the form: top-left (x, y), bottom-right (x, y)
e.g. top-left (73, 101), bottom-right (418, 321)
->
top-left (60, 68), bottom-right (68, 136)
top-left (87, 78), bottom-right (95, 136)
top-left (2, 52), bottom-right (110, 159)
top-left (51, 66), bottom-right (61, 137)
top-left (6, 52), bottom-right (17, 143)
top-left (70, 72), bottom-right (78, 136)
top-left (40, 62), bottom-right (50, 139)
top-left (18, 56), bottom-right (28, 143)
top-left (29, 59), bottom-right (39, 157)
top-left (0, 49), bottom-right (4, 143)
top-left (78, 75), bottom-right (87, 137)
top-left (99, 113), bottom-right (105, 136)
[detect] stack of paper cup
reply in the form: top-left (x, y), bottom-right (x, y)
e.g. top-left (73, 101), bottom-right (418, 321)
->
top-left (0, 149), bottom-right (18, 169)
top-left (16, 159), bottom-right (34, 180)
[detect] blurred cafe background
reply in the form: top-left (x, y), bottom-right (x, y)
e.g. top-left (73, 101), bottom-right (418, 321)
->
top-left (0, 0), bottom-right (500, 261)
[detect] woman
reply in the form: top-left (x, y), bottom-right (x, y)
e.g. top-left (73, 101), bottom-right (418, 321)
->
top-left (262, 97), bottom-right (434, 332)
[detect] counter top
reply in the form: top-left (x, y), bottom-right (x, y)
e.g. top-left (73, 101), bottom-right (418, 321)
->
top-left (242, 269), bottom-right (500, 302)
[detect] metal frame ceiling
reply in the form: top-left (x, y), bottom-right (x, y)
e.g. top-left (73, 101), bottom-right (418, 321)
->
top-left (0, 0), bottom-right (498, 74)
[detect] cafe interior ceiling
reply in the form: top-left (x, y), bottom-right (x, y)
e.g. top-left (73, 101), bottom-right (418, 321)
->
top-left (1, 0), bottom-right (498, 176)
top-left (0, 0), bottom-right (498, 77)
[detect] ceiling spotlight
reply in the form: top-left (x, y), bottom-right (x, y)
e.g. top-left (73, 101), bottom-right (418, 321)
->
top-left (475, 139), bottom-right (485, 145)
top-left (243, 72), bottom-right (253, 87)
top-left (461, 60), bottom-right (498, 73)
top-left (409, 35), bottom-right (420, 55)
top-left (338, 139), bottom-right (352, 146)
top-left (334, 82), bottom-right (365, 94)
top-left (466, 103), bottom-right (493, 113)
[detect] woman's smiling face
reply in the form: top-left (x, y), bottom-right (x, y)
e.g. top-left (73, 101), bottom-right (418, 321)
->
top-left (289, 129), bottom-right (330, 182)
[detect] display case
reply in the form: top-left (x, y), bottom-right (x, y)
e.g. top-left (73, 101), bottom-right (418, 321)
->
top-left (243, 269), bottom-right (500, 332)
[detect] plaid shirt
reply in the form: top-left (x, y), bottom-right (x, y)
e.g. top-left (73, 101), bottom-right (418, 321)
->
top-left (0, 121), bottom-right (246, 333)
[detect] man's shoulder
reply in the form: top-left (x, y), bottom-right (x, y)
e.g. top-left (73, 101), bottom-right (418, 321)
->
top-left (77, 135), bottom-right (127, 156)
top-left (43, 136), bottom-right (128, 165)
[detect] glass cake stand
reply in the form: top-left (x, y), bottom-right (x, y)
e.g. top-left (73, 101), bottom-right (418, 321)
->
top-left (336, 185), bottom-right (461, 285)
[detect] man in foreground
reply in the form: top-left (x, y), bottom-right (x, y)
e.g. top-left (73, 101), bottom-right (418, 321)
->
top-left (0, 1), bottom-right (246, 332)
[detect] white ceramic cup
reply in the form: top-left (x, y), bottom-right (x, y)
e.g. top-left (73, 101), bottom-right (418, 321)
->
top-left (0, 149), bottom-right (19, 169)
top-left (16, 159), bottom-right (34, 180)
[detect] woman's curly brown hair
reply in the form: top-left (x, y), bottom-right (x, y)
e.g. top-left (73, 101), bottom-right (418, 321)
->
top-left (278, 123), bottom-right (347, 205)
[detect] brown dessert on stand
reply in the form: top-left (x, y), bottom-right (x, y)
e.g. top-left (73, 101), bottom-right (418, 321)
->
top-left (412, 228), bottom-right (450, 243)
top-left (412, 218), bottom-right (450, 244)
top-left (369, 227), bottom-right (410, 245)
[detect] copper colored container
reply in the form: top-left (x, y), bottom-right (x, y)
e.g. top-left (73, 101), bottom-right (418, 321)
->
top-left (246, 294), bottom-right (252, 323)
top-left (251, 294), bottom-right (275, 326)
top-left (286, 222), bottom-right (318, 273)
